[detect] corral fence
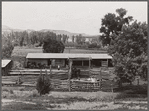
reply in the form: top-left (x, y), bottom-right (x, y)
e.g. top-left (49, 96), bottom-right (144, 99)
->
top-left (2, 78), bottom-right (118, 92)
top-left (2, 68), bottom-right (119, 92)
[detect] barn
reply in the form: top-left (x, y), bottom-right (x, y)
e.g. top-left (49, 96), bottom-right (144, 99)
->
top-left (26, 53), bottom-right (113, 69)
top-left (2, 59), bottom-right (12, 76)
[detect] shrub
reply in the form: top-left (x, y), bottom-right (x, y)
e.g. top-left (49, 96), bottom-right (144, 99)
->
top-left (88, 43), bottom-right (101, 49)
top-left (36, 73), bottom-right (51, 95)
top-left (9, 90), bottom-right (14, 94)
top-left (32, 92), bottom-right (39, 97)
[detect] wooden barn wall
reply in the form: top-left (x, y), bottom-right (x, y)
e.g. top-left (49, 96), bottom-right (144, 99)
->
top-left (2, 61), bottom-right (12, 76)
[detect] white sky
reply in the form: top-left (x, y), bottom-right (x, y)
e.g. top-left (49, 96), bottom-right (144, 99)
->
top-left (2, 1), bottom-right (148, 35)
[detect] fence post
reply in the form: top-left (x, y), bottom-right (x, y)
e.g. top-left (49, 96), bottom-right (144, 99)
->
top-left (111, 82), bottom-right (113, 93)
top-left (50, 65), bottom-right (52, 74)
top-left (45, 69), bottom-right (47, 75)
top-left (100, 78), bottom-right (102, 90)
top-left (40, 69), bottom-right (42, 75)
top-left (89, 57), bottom-right (91, 77)
top-left (111, 80), bottom-right (115, 103)
top-left (99, 68), bottom-right (102, 90)
top-left (68, 59), bottom-right (72, 92)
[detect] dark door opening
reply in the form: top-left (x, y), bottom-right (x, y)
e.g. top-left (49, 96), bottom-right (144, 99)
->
top-left (48, 59), bottom-right (51, 66)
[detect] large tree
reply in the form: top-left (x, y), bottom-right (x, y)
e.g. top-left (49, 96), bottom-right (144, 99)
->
top-left (109, 21), bottom-right (147, 84)
top-left (100, 8), bottom-right (133, 46)
top-left (42, 37), bottom-right (65, 53)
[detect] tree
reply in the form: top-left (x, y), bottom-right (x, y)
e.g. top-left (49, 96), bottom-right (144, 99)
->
top-left (36, 72), bottom-right (51, 95)
top-left (81, 37), bottom-right (86, 45)
top-left (72, 35), bottom-right (75, 43)
top-left (62, 34), bottom-right (67, 43)
top-left (42, 37), bottom-right (65, 53)
top-left (100, 8), bottom-right (133, 46)
top-left (2, 34), bottom-right (14, 59)
top-left (76, 34), bottom-right (83, 45)
top-left (109, 21), bottom-right (147, 84)
top-left (19, 33), bottom-right (24, 46)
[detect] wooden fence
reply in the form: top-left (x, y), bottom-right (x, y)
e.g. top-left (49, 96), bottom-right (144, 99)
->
top-left (50, 79), bottom-right (69, 91)
top-left (2, 68), bottom-right (118, 92)
top-left (70, 80), bottom-right (100, 91)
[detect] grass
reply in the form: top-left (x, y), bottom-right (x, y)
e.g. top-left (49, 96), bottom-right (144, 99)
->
top-left (2, 85), bottom-right (147, 110)
top-left (114, 84), bottom-right (147, 102)
top-left (2, 102), bottom-right (47, 110)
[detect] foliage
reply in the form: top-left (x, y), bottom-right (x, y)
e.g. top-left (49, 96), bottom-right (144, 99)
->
top-left (36, 73), bottom-right (51, 95)
top-left (109, 21), bottom-right (147, 83)
top-left (100, 8), bottom-right (133, 46)
top-left (2, 30), bottom-right (70, 48)
top-left (62, 34), bottom-right (69, 43)
top-left (88, 43), bottom-right (101, 48)
top-left (72, 35), bottom-right (75, 43)
top-left (42, 37), bottom-right (65, 53)
top-left (2, 34), bottom-right (14, 59)
top-left (75, 34), bottom-right (86, 45)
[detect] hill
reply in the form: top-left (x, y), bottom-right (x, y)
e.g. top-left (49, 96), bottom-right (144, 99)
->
top-left (2, 25), bottom-right (23, 34)
top-left (2, 25), bottom-right (99, 38)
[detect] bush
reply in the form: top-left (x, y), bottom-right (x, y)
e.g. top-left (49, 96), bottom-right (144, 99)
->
top-left (88, 43), bottom-right (97, 48)
top-left (9, 90), bottom-right (14, 94)
top-left (88, 43), bottom-right (101, 49)
top-left (36, 73), bottom-right (51, 95)
top-left (76, 44), bottom-right (87, 49)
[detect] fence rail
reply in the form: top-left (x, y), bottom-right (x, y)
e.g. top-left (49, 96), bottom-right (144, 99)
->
top-left (2, 69), bottom-right (118, 92)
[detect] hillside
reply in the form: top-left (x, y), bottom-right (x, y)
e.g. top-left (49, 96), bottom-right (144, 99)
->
top-left (2, 25), bottom-right (99, 38)
top-left (2, 25), bottom-right (24, 33)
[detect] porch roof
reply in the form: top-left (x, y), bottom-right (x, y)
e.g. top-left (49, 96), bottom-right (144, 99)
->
top-left (26, 53), bottom-right (112, 59)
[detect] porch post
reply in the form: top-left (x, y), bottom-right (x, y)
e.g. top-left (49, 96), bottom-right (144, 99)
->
top-left (50, 59), bottom-right (52, 75)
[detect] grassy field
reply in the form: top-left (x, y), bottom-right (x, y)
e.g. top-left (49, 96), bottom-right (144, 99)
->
top-left (2, 83), bottom-right (147, 110)
top-left (2, 71), bottom-right (147, 110)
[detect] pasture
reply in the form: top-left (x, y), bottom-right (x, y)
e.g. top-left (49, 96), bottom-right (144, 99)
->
top-left (2, 83), bottom-right (147, 110)
top-left (2, 68), bottom-right (147, 110)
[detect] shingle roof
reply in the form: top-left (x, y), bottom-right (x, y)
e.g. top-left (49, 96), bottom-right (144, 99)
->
top-left (26, 53), bottom-right (112, 59)
top-left (2, 59), bottom-right (11, 68)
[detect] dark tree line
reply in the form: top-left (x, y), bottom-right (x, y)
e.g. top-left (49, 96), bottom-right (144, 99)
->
top-left (2, 31), bottom-right (69, 58)
top-left (2, 31), bottom-right (69, 47)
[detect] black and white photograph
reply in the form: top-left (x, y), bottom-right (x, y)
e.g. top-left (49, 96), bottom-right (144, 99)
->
top-left (1, 1), bottom-right (148, 110)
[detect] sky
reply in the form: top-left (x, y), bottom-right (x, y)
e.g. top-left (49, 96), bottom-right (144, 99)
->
top-left (2, 1), bottom-right (148, 35)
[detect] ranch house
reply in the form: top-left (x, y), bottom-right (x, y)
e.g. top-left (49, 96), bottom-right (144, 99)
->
top-left (26, 53), bottom-right (113, 69)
